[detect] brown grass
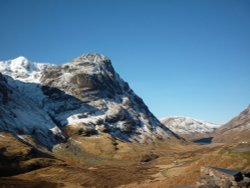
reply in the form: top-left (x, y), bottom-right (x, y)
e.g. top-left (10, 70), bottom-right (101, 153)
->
top-left (1, 131), bottom-right (249, 188)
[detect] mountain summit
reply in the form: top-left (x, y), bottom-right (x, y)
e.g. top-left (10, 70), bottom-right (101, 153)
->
top-left (0, 53), bottom-right (179, 150)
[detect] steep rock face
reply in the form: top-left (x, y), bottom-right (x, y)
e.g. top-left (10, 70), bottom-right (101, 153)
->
top-left (0, 73), bottom-right (9, 105)
top-left (213, 106), bottom-right (250, 143)
top-left (0, 54), bottom-right (179, 148)
top-left (39, 53), bottom-right (176, 142)
top-left (161, 116), bottom-right (220, 140)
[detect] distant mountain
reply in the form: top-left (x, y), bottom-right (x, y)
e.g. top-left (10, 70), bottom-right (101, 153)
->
top-left (161, 116), bottom-right (220, 140)
top-left (213, 106), bottom-right (250, 143)
top-left (0, 54), bottom-right (179, 151)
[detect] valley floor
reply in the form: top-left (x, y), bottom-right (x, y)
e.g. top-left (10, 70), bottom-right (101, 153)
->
top-left (0, 132), bottom-right (250, 188)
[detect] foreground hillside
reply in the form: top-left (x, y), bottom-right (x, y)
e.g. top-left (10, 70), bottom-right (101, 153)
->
top-left (0, 131), bottom-right (249, 188)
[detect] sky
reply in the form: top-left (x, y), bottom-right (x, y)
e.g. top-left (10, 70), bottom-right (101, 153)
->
top-left (0, 0), bottom-right (250, 124)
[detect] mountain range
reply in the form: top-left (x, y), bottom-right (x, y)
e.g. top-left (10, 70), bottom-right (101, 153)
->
top-left (1, 54), bottom-right (249, 148)
top-left (0, 53), bottom-right (249, 187)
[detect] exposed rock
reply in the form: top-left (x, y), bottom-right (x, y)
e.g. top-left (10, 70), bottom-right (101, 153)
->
top-left (140, 153), bottom-right (159, 163)
top-left (77, 124), bottom-right (98, 137)
top-left (0, 73), bottom-right (9, 105)
top-left (197, 166), bottom-right (250, 188)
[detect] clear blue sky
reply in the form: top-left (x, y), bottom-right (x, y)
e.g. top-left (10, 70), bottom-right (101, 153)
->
top-left (0, 0), bottom-right (250, 124)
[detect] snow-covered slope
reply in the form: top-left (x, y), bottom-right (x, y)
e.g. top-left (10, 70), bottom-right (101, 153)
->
top-left (0, 73), bottom-right (63, 148)
top-left (0, 56), bottom-right (53, 83)
top-left (0, 54), bottom-right (179, 148)
top-left (161, 116), bottom-right (220, 140)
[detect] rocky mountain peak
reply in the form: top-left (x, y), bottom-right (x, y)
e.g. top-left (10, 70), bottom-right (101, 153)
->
top-left (71, 53), bottom-right (108, 65)
top-left (11, 56), bottom-right (29, 65)
top-left (0, 54), bottom-right (179, 148)
top-left (8, 56), bottom-right (34, 73)
top-left (61, 53), bottom-right (115, 78)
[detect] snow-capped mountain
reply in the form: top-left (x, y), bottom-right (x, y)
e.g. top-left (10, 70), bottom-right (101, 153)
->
top-left (0, 53), bottom-right (179, 149)
top-left (161, 116), bottom-right (220, 140)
